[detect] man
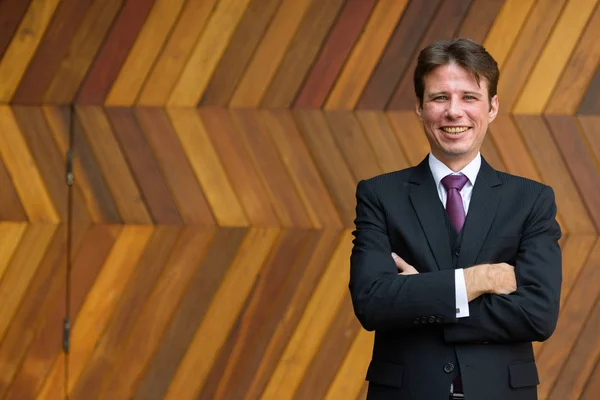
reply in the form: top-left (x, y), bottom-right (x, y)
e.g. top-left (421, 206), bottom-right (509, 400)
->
top-left (349, 38), bottom-right (561, 400)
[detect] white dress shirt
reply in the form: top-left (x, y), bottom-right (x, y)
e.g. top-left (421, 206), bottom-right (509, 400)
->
top-left (428, 152), bottom-right (482, 318)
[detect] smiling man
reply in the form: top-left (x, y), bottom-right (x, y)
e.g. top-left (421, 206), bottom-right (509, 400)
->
top-left (349, 38), bottom-right (562, 400)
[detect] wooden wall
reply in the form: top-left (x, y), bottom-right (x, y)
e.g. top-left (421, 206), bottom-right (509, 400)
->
top-left (0, 0), bottom-right (599, 399)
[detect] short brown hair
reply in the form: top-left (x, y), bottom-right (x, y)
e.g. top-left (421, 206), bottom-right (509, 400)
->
top-left (414, 38), bottom-right (499, 107)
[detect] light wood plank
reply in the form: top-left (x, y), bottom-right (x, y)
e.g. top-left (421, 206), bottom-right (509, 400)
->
top-left (0, 222), bottom-right (27, 284)
top-left (229, 0), bottom-right (314, 107)
top-left (0, 107), bottom-right (59, 222)
top-left (513, 0), bottom-right (599, 114)
top-left (386, 111), bottom-right (429, 166)
top-left (105, 0), bottom-right (186, 106)
top-left (167, 108), bottom-right (248, 226)
top-left (167, 0), bottom-right (251, 106)
top-left (0, 0), bottom-right (61, 101)
top-left (325, 0), bottom-right (408, 109)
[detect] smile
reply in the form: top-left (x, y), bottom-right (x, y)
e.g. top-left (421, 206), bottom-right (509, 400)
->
top-left (440, 126), bottom-right (470, 134)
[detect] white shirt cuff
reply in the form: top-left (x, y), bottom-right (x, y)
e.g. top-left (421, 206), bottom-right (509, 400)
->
top-left (455, 268), bottom-right (470, 318)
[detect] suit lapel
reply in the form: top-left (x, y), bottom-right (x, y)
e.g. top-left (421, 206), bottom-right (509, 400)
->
top-left (458, 158), bottom-right (502, 269)
top-left (409, 157), bottom-right (453, 271)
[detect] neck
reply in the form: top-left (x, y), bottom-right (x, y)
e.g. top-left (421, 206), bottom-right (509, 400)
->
top-left (433, 152), bottom-right (477, 172)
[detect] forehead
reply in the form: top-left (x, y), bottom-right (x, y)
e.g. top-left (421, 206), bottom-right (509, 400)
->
top-left (424, 63), bottom-right (488, 95)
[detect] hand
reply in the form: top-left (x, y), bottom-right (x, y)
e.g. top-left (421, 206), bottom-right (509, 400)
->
top-left (392, 253), bottom-right (419, 275)
top-left (464, 263), bottom-right (516, 301)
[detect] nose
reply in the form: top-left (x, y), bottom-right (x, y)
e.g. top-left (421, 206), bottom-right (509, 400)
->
top-left (445, 99), bottom-right (462, 119)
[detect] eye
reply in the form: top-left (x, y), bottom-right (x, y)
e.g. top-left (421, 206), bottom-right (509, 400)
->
top-left (434, 96), bottom-right (448, 101)
top-left (464, 95), bottom-right (477, 101)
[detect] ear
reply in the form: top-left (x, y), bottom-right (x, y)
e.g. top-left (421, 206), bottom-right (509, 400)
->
top-left (415, 99), bottom-right (423, 120)
top-left (488, 95), bottom-right (499, 123)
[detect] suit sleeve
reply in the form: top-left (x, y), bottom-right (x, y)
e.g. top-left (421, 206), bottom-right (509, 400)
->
top-left (444, 185), bottom-right (562, 343)
top-left (349, 179), bottom-right (458, 332)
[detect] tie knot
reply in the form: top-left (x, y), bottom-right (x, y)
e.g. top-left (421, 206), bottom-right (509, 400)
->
top-left (441, 174), bottom-right (468, 191)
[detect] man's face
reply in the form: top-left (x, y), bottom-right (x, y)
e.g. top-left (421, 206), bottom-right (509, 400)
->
top-left (415, 62), bottom-right (498, 169)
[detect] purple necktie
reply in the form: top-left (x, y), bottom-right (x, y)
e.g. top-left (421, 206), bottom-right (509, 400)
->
top-left (441, 174), bottom-right (469, 232)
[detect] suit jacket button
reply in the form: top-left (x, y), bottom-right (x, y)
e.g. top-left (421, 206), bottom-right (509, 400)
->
top-left (421, 316), bottom-right (428, 324)
top-left (414, 318), bottom-right (420, 324)
top-left (444, 363), bottom-right (455, 373)
top-left (429, 316), bottom-right (436, 323)
top-left (436, 317), bottom-right (443, 324)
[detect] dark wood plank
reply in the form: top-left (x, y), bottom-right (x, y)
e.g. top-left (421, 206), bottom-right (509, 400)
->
top-left (12, 0), bottom-right (94, 104)
top-left (0, 0), bottom-right (33, 60)
top-left (135, 107), bottom-right (216, 225)
top-left (293, 110), bottom-right (357, 227)
top-left (2, 224), bottom-right (120, 399)
top-left (387, 0), bottom-right (473, 110)
top-left (106, 107), bottom-right (183, 225)
top-left (260, 0), bottom-right (345, 108)
top-left (197, 107), bottom-right (279, 227)
top-left (133, 228), bottom-right (247, 400)
top-left (293, 0), bottom-right (377, 109)
top-left (77, 0), bottom-right (156, 105)
top-left (580, 355), bottom-right (600, 399)
top-left (456, 0), bottom-right (505, 43)
top-left (578, 116), bottom-right (600, 163)
top-left (200, 0), bottom-right (283, 106)
top-left (0, 153), bottom-right (26, 221)
top-left (69, 227), bottom-right (181, 399)
top-left (480, 135), bottom-right (507, 172)
top-left (357, 0), bottom-right (441, 110)
top-left (577, 65), bottom-right (600, 115)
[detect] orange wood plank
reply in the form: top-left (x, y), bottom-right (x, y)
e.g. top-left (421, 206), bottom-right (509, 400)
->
top-left (137, 0), bottom-right (217, 106)
top-left (580, 356), bottom-right (600, 399)
top-left (386, 111), bottom-right (430, 166)
top-left (0, 222), bottom-right (27, 290)
top-left (514, 0), bottom-right (599, 114)
top-left (457, 0), bottom-right (505, 43)
top-left (105, 0), bottom-right (186, 106)
top-left (0, 0), bottom-right (61, 102)
top-left (167, 0), bottom-right (251, 106)
top-left (480, 135), bottom-right (507, 172)
top-left (98, 227), bottom-right (215, 400)
top-left (0, 107), bottom-right (59, 222)
top-left (325, 0), bottom-right (409, 109)
top-left (164, 228), bottom-right (280, 400)
top-left (230, 110), bottom-right (313, 228)
top-left (0, 156), bottom-right (27, 221)
top-left (293, 110), bottom-right (357, 227)
top-left (578, 116), bottom-right (600, 167)
top-left (77, 107), bottom-right (152, 224)
top-left (0, 0), bottom-right (32, 61)
top-left (167, 108), bottom-right (247, 227)
top-left (260, 0), bottom-right (345, 108)
top-left (577, 64), bottom-right (600, 115)
top-left (261, 109), bottom-right (344, 229)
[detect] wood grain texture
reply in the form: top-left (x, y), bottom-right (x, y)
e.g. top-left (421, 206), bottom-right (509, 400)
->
top-left (0, 0), bottom-right (33, 59)
top-left (578, 64), bottom-right (600, 115)
top-left (0, 154), bottom-right (27, 221)
top-left (456, 0), bottom-right (505, 43)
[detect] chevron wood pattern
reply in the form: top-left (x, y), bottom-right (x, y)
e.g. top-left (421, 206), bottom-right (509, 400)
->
top-left (0, 1), bottom-right (599, 399)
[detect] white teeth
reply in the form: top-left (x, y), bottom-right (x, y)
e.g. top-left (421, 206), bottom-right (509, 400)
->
top-left (441, 127), bottom-right (469, 134)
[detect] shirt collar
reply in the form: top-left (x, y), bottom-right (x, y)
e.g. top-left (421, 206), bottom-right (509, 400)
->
top-left (428, 152), bottom-right (481, 187)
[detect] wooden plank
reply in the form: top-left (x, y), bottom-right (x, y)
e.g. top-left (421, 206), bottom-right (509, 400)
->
top-left (106, 108), bottom-right (183, 225)
top-left (514, 115), bottom-right (596, 235)
top-left (229, 110), bottom-right (312, 228)
top-left (514, 0), bottom-right (599, 114)
top-left (12, 0), bottom-right (94, 104)
top-left (228, 0), bottom-right (314, 107)
top-left (98, 227), bottom-right (215, 400)
top-left (578, 116), bottom-right (600, 162)
top-left (134, 107), bottom-right (216, 225)
top-left (325, 329), bottom-right (374, 400)
top-left (325, 0), bottom-right (409, 110)
top-left (544, 3), bottom-right (600, 114)
top-left (577, 65), bottom-right (600, 115)
top-left (0, 0), bottom-right (33, 60)
top-left (387, 0), bottom-right (473, 110)
top-left (293, 0), bottom-right (377, 109)
top-left (535, 235), bottom-right (597, 398)
top-left (495, 0), bottom-right (567, 113)
top-left (480, 135), bottom-right (507, 172)
top-left (357, 0), bottom-right (442, 110)
top-left (0, 0), bottom-right (61, 102)
top-left (77, 0), bottom-right (156, 105)
top-left (0, 107), bottom-right (59, 222)
top-left (1, 224), bottom-right (121, 399)
top-left (43, 0), bottom-right (125, 104)
top-left (487, 115), bottom-right (543, 182)
top-left (0, 222), bottom-right (27, 293)
top-left (580, 356), bottom-right (600, 399)
top-left (326, 111), bottom-right (382, 181)
top-left (293, 110), bottom-right (357, 227)
top-left (200, 0), bottom-right (284, 106)
top-left (0, 156), bottom-right (27, 221)
top-left (482, 0), bottom-right (536, 68)
top-left (546, 116), bottom-right (600, 231)
top-left (77, 107), bottom-right (152, 224)
top-left (547, 240), bottom-right (600, 400)
top-left (167, 0), bottom-right (251, 107)
top-left (261, 109), bottom-right (344, 229)
top-left (260, 0), bottom-right (345, 108)
top-left (167, 108), bottom-right (247, 226)
top-left (456, 0), bottom-right (505, 43)
top-left (386, 111), bottom-right (430, 166)
top-left (294, 295), bottom-right (360, 400)
top-left (105, 0), bottom-right (186, 106)
top-left (196, 108), bottom-right (279, 227)
top-left (137, 0), bottom-right (217, 106)
top-left (12, 106), bottom-right (68, 220)
top-left (67, 227), bottom-right (181, 399)
top-left (163, 228), bottom-right (279, 400)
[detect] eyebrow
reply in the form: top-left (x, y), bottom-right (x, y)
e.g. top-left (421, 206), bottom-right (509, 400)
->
top-left (427, 91), bottom-right (483, 98)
